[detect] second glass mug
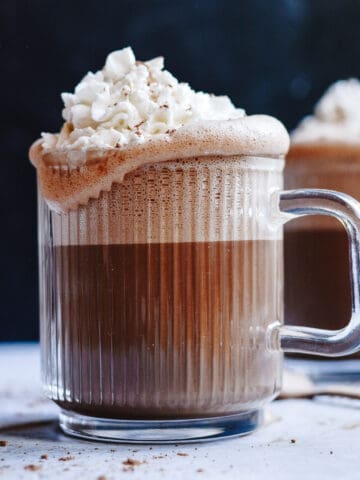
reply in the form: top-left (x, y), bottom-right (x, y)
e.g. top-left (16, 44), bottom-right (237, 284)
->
top-left (38, 154), bottom-right (360, 443)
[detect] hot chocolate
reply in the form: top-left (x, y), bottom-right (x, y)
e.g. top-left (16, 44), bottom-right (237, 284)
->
top-left (32, 47), bottom-right (289, 434)
top-left (51, 239), bottom-right (281, 419)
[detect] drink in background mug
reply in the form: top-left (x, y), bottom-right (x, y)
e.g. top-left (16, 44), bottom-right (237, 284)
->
top-left (285, 80), bottom-right (360, 352)
top-left (29, 49), bottom-right (360, 443)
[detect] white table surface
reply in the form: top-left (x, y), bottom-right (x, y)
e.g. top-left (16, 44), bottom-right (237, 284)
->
top-left (1, 344), bottom-right (360, 480)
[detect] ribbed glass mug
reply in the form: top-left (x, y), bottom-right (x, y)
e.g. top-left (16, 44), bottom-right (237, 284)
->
top-left (38, 154), bottom-right (360, 443)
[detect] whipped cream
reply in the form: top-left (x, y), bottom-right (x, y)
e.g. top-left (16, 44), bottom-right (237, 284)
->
top-left (41, 47), bottom-right (245, 150)
top-left (292, 79), bottom-right (360, 144)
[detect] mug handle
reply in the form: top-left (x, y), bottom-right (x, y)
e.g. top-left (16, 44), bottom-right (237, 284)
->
top-left (268, 188), bottom-right (360, 357)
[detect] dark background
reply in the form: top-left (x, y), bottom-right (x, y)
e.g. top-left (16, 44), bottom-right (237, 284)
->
top-left (2, 0), bottom-right (360, 340)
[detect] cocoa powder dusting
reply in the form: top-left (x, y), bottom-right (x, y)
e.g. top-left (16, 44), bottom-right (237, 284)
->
top-left (122, 458), bottom-right (143, 472)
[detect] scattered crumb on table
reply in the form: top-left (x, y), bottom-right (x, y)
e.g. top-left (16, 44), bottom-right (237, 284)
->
top-left (122, 458), bottom-right (142, 466)
top-left (24, 464), bottom-right (41, 471)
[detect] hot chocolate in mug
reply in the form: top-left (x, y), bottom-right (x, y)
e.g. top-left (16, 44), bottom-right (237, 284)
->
top-left (30, 48), bottom-right (360, 443)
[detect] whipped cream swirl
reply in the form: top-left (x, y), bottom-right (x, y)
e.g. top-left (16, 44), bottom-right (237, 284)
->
top-left (292, 79), bottom-right (360, 144)
top-left (41, 47), bottom-right (245, 150)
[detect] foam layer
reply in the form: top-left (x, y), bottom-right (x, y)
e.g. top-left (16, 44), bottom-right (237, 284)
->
top-left (39, 156), bottom-right (284, 246)
top-left (31, 115), bottom-right (289, 212)
top-left (292, 79), bottom-right (360, 145)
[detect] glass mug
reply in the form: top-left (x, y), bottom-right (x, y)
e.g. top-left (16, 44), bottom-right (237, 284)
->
top-left (37, 154), bottom-right (360, 443)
